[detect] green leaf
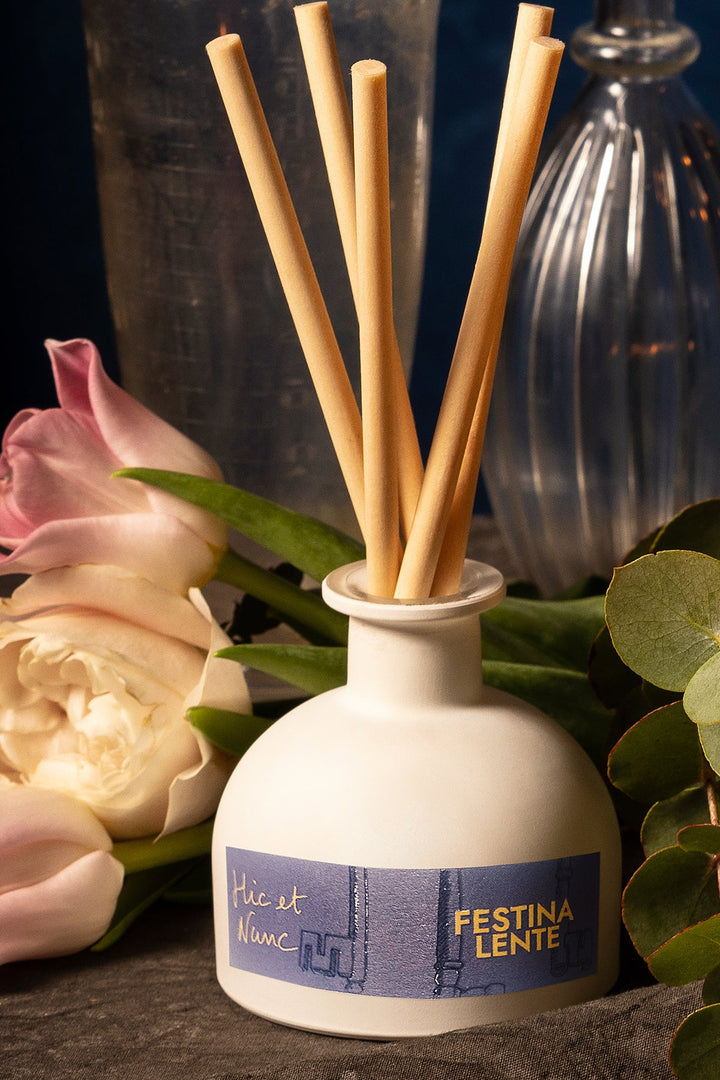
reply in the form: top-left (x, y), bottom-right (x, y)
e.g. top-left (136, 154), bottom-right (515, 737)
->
top-left (685, 653), bottom-right (720, 728)
top-left (605, 551), bottom-right (720, 691)
top-left (703, 965), bottom-right (720, 1006)
top-left (92, 860), bottom-right (199, 951)
top-left (163, 859), bottom-right (212, 903)
top-left (114, 468), bottom-right (364, 582)
top-left (623, 845), bottom-right (718, 959)
top-left (482, 660), bottom-right (614, 768)
top-left (652, 499), bottom-right (720, 560)
top-left (670, 1005), bottom-right (720, 1080)
top-left (187, 706), bottom-right (275, 757)
top-left (678, 824), bottom-right (720, 855)
top-left (481, 594), bottom-right (605, 671)
top-left (551, 575), bottom-right (609, 600)
top-left (608, 702), bottom-right (704, 805)
top-left (112, 820), bottom-right (214, 874)
top-left (641, 786), bottom-right (711, 857)
top-left (622, 525), bottom-right (662, 563)
top-left (218, 644), bottom-right (347, 696)
top-left (216, 547), bottom-right (348, 645)
top-left (700, 725), bottom-right (720, 776)
top-left (649, 913), bottom-right (720, 985)
top-left (588, 624), bottom-right (641, 708)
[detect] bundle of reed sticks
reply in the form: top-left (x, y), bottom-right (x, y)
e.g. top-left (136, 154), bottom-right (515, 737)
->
top-left (206, 2), bottom-right (562, 601)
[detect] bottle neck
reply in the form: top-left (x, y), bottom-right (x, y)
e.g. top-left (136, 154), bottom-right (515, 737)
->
top-left (570, 0), bottom-right (699, 79)
top-left (345, 611), bottom-right (484, 709)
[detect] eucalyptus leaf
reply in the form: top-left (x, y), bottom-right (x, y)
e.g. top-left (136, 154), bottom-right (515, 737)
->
top-left (588, 624), bottom-right (641, 708)
top-left (684, 652), bottom-right (720, 728)
top-left (187, 706), bottom-right (275, 757)
top-left (678, 824), bottom-right (720, 855)
top-left (641, 786), bottom-right (711, 857)
top-left (91, 860), bottom-right (200, 951)
top-left (700, 724), bottom-right (720, 776)
top-left (482, 660), bottom-right (614, 768)
top-left (652, 499), bottom-right (720, 560)
top-left (622, 525), bottom-right (662, 564)
top-left (670, 1004), bottom-right (720, 1080)
top-left (703, 965), bottom-right (720, 1006)
top-left (622, 845), bottom-right (718, 959)
top-left (649, 912), bottom-right (720, 985)
top-left (608, 702), bottom-right (703, 805)
top-left (218, 644), bottom-right (347, 696)
top-left (605, 551), bottom-right (720, 692)
top-left (114, 468), bottom-right (364, 582)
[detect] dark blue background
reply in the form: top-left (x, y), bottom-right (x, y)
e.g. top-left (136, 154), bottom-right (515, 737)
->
top-left (6, 2), bottom-right (720, 507)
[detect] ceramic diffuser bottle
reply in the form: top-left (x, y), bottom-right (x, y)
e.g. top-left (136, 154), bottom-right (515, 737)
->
top-left (482, 0), bottom-right (720, 596)
top-left (213, 560), bottom-right (621, 1038)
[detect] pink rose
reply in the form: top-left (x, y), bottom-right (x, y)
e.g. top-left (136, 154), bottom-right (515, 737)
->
top-left (0, 338), bottom-right (226, 592)
top-left (0, 785), bottom-right (124, 964)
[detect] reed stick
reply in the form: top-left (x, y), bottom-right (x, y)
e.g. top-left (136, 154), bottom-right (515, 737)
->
top-left (433, 3), bottom-right (555, 596)
top-left (352, 60), bottom-right (402, 596)
top-left (206, 33), bottom-right (365, 531)
top-left (293, 3), bottom-right (357, 291)
top-left (394, 35), bottom-right (564, 599)
top-left (431, 338), bottom-right (499, 596)
top-left (489, 4), bottom-right (554, 200)
top-left (294, 1), bottom-right (424, 540)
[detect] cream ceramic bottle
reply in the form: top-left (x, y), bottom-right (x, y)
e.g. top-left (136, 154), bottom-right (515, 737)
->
top-left (212, 560), bottom-right (621, 1037)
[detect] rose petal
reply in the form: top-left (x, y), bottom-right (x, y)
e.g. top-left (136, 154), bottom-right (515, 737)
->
top-left (186, 589), bottom-right (253, 713)
top-left (48, 339), bottom-right (221, 479)
top-left (160, 589), bottom-right (250, 837)
top-left (46, 339), bottom-right (227, 551)
top-left (0, 513), bottom-right (218, 592)
top-left (0, 411), bottom-right (148, 533)
top-left (161, 728), bottom-right (233, 837)
top-left (80, 720), bottom-right (203, 839)
top-left (0, 786), bottom-right (113, 858)
top-left (4, 566), bottom-right (212, 650)
top-left (0, 849), bottom-right (124, 963)
top-left (5, 609), bottom-right (206, 700)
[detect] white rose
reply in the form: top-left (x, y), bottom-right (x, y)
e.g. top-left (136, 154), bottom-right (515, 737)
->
top-left (0, 565), bottom-right (251, 839)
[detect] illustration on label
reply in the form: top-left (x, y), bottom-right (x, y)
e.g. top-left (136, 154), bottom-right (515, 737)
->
top-left (225, 848), bottom-right (600, 999)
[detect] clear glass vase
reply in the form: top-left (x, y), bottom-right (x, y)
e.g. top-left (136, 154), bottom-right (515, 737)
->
top-left (212, 561), bottom-right (621, 1037)
top-left (81, 0), bottom-right (439, 536)
top-left (482, 0), bottom-right (720, 595)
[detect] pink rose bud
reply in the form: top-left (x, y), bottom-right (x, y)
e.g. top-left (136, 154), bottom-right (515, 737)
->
top-left (0, 339), bottom-right (227, 592)
top-left (0, 786), bottom-right (124, 964)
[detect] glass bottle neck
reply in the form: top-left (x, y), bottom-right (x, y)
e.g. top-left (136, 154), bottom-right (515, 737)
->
top-left (570, 0), bottom-right (699, 79)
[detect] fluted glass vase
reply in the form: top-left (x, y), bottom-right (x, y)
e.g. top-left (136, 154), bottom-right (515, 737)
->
top-left (482, 0), bottom-right (720, 595)
top-left (81, 0), bottom-right (439, 537)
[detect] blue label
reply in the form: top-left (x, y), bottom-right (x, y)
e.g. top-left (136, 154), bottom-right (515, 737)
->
top-left (224, 848), bottom-right (600, 999)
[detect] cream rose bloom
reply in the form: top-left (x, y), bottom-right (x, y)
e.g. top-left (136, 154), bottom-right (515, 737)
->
top-left (0, 565), bottom-right (251, 839)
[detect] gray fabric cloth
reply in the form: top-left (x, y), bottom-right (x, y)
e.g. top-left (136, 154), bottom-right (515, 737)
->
top-left (1, 902), bottom-right (700, 1079)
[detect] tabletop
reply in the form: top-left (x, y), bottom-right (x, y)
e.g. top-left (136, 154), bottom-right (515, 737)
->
top-left (0, 897), bottom-right (701, 1080)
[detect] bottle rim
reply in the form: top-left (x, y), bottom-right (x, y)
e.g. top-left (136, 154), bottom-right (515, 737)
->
top-left (322, 560), bottom-right (506, 621)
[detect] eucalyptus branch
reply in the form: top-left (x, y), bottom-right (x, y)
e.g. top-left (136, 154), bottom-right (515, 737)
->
top-left (706, 768), bottom-right (719, 827)
top-left (703, 762), bottom-right (720, 898)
